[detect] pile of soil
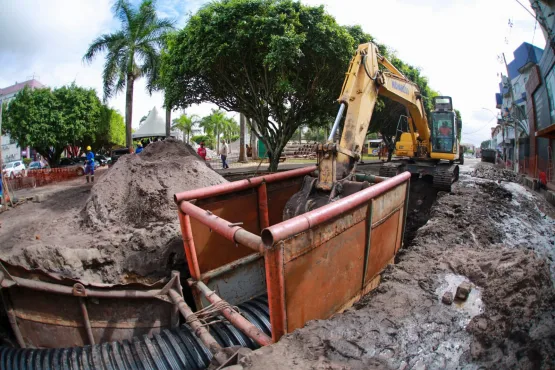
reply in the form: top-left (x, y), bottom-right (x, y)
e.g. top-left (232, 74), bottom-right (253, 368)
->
top-left (240, 164), bottom-right (555, 369)
top-left (83, 139), bottom-right (226, 228)
top-left (472, 162), bottom-right (520, 182)
top-left (1, 139), bottom-right (227, 284)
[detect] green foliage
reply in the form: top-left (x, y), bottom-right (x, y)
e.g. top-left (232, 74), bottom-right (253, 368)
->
top-left (172, 114), bottom-right (201, 143)
top-left (198, 109), bottom-right (239, 150)
top-left (23, 158), bottom-right (32, 166)
top-left (161, 0), bottom-right (354, 170)
top-left (3, 84), bottom-right (102, 165)
top-left (83, 0), bottom-right (174, 148)
top-left (191, 134), bottom-right (214, 149)
top-left (94, 107), bottom-right (126, 149)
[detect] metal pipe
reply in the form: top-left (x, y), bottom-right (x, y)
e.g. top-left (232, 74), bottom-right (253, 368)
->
top-left (200, 253), bottom-right (262, 282)
top-left (264, 245), bottom-right (287, 342)
top-left (3, 275), bottom-right (164, 299)
top-left (261, 171), bottom-right (411, 247)
top-left (355, 173), bottom-right (386, 183)
top-left (167, 289), bottom-right (224, 358)
top-left (1, 292), bottom-right (25, 348)
top-left (174, 166), bottom-right (317, 203)
top-left (179, 211), bottom-right (202, 279)
top-left (257, 182), bottom-right (270, 230)
top-left (179, 201), bottom-right (264, 253)
top-left (194, 281), bottom-right (273, 347)
top-left (78, 297), bottom-right (95, 345)
top-left (328, 103), bottom-right (346, 142)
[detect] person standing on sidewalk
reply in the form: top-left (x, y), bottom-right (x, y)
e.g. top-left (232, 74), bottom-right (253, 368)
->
top-left (219, 139), bottom-right (230, 169)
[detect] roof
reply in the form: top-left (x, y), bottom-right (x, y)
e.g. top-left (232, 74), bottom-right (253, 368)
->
top-left (132, 107), bottom-right (180, 139)
top-left (0, 79), bottom-right (45, 97)
top-left (507, 42), bottom-right (544, 80)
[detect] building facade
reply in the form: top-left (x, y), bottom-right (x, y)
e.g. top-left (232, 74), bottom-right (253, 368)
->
top-left (0, 79), bottom-right (45, 163)
top-left (494, 43), bottom-right (544, 170)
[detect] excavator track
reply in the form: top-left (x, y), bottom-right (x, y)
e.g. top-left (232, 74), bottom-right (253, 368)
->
top-left (379, 163), bottom-right (404, 177)
top-left (433, 164), bottom-right (459, 192)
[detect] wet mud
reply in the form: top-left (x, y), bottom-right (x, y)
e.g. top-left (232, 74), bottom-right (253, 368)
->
top-left (241, 161), bottom-right (555, 370)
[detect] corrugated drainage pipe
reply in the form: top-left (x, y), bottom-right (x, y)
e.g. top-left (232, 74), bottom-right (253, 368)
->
top-left (0, 296), bottom-right (270, 370)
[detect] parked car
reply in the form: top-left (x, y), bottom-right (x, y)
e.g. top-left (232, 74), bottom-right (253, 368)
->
top-left (2, 160), bottom-right (26, 178)
top-left (27, 161), bottom-right (50, 171)
top-left (95, 155), bottom-right (109, 166)
top-left (109, 148), bottom-right (130, 166)
top-left (58, 157), bottom-right (99, 176)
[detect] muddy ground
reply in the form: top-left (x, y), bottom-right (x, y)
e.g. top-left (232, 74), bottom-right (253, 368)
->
top-left (0, 140), bottom-right (227, 285)
top-left (241, 160), bottom-right (555, 370)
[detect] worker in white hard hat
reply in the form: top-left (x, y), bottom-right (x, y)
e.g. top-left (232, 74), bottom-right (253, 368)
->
top-left (85, 145), bottom-right (95, 183)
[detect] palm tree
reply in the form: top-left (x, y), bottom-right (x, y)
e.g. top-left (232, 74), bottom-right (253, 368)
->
top-left (200, 109), bottom-right (228, 152)
top-left (172, 114), bottom-right (200, 143)
top-left (83, 0), bottom-right (173, 149)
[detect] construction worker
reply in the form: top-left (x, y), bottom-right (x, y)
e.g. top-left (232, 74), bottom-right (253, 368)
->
top-left (135, 142), bottom-right (143, 154)
top-left (197, 141), bottom-right (207, 161)
top-left (85, 146), bottom-right (95, 183)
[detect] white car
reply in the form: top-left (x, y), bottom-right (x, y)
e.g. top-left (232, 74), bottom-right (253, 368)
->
top-left (2, 160), bottom-right (26, 179)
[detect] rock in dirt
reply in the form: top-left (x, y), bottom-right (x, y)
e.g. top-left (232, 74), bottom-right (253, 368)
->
top-left (442, 291), bottom-right (454, 305)
top-left (2, 139), bottom-right (228, 284)
top-left (455, 282), bottom-right (471, 301)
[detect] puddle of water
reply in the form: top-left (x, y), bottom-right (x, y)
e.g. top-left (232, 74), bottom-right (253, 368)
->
top-left (435, 274), bottom-right (484, 327)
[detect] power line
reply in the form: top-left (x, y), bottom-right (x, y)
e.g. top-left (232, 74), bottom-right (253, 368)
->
top-left (515, 0), bottom-right (538, 20)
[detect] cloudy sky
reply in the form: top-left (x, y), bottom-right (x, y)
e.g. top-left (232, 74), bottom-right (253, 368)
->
top-left (0, 0), bottom-right (545, 145)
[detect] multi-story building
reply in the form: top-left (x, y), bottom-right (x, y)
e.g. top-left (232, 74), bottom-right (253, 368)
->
top-left (494, 42), bottom-right (543, 170)
top-left (523, 0), bottom-right (555, 186)
top-left (0, 79), bottom-right (45, 163)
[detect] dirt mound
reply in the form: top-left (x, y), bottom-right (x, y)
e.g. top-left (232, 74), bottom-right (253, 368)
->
top-left (472, 162), bottom-right (520, 182)
top-left (1, 139), bottom-right (228, 284)
top-left (83, 139), bottom-right (226, 228)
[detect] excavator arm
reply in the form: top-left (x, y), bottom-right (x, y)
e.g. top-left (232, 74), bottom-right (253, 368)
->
top-left (317, 42), bottom-right (429, 190)
top-left (284, 43), bottom-right (429, 219)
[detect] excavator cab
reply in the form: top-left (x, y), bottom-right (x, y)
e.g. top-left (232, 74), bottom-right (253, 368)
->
top-left (430, 96), bottom-right (457, 154)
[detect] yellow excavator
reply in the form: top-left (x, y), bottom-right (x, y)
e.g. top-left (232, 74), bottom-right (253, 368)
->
top-left (284, 42), bottom-right (462, 218)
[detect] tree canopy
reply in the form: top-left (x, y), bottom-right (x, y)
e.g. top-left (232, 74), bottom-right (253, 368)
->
top-left (3, 84), bottom-right (102, 165)
top-left (161, 0), bottom-right (354, 170)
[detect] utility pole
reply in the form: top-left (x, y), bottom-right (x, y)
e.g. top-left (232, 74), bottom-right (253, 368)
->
top-left (502, 53), bottom-right (519, 171)
top-left (0, 98), bottom-right (6, 208)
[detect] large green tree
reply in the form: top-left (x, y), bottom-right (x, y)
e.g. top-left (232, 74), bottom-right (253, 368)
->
top-left (161, 0), bottom-right (354, 170)
top-left (83, 0), bottom-right (173, 149)
top-left (3, 84), bottom-right (101, 165)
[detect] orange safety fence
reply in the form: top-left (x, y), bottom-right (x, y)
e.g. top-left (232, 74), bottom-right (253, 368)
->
top-left (4, 167), bottom-right (81, 192)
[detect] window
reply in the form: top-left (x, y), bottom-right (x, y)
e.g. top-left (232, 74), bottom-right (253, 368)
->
top-left (431, 112), bottom-right (456, 153)
top-left (544, 66), bottom-right (555, 124)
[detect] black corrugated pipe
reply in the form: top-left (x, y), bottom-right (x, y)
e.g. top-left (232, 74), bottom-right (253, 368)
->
top-left (0, 296), bottom-right (270, 370)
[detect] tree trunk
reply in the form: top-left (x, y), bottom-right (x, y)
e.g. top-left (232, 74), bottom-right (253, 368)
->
top-left (165, 107), bottom-right (171, 138)
top-left (250, 120), bottom-right (258, 160)
top-left (125, 75), bottom-right (134, 150)
top-left (267, 141), bottom-right (284, 172)
top-left (239, 113), bottom-right (247, 162)
top-left (216, 125), bottom-right (220, 154)
top-left (298, 126), bottom-right (302, 144)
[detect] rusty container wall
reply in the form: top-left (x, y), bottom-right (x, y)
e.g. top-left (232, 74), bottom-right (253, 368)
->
top-left (189, 176), bottom-right (306, 276)
top-left (189, 176), bottom-right (306, 309)
top-left (6, 286), bottom-right (175, 348)
top-left (263, 176), bottom-right (410, 340)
